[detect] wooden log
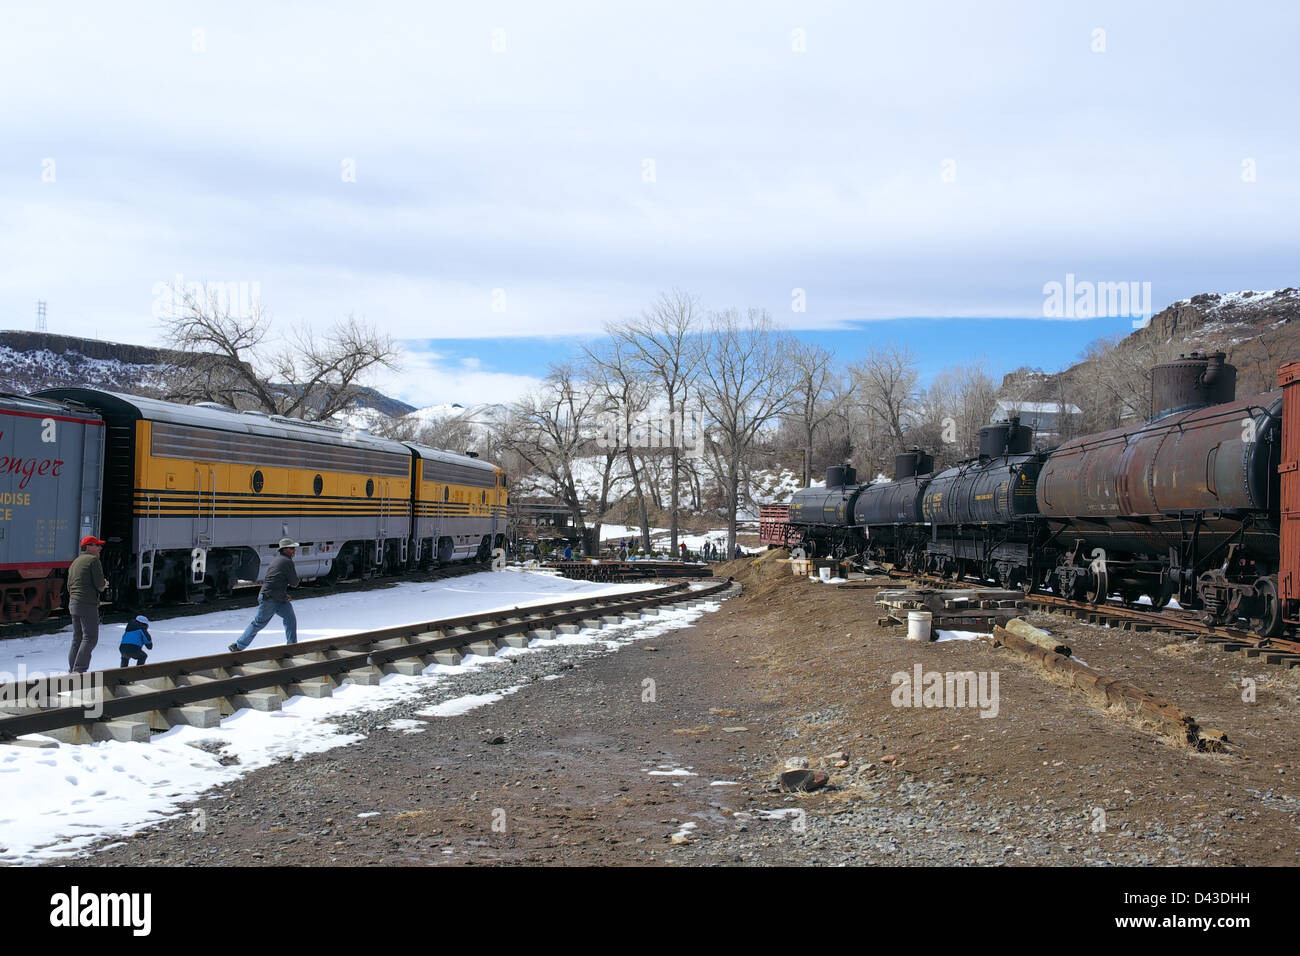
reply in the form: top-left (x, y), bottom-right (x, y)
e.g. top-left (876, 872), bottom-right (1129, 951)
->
top-left (999, 618), bottom-right (1071, 657)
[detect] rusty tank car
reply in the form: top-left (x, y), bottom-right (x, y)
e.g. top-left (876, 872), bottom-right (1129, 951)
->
top-left (1036, 352), bottom-right (1282, 633)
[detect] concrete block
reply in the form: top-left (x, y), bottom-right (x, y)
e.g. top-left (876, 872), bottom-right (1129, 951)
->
top-left (93, 720), bottom-right (151, 743)
top-left (384, 660), bottom-right (427, 677)
top-left (282, 679), bottom-right (333, 699)
top-left (44, 724), bottom-right (97, 745)
top-left (466, 640), bottom-right (500, 657)
top-left (45, 719), bottom-right (153, 745)
top-left (287, 652), bottom-right (328, 664)
top-left (234, 661), bottom-right (282, 673)
top-left (527, 629), bottom-right (556, 641)
top-left (151, 706), bottom-right (222, 730)
top-left (601, 616), bottom-right (624, 625)
top-left (1, 737), bottom-right (59, 748)
top-left (226, 692), bottom-right (283, 712)
top-left (639, 610), bottom-right (659, 619)
top-left (501, 633), bottom-right (531, 648)
top-left (346, 666), bottom-right (386, 686)
top-left (580, 619), bottom-right (604, 630)
top-left (556, 624), bottom-right (580, 634)
top-left (432, 648), bottom-right (463, 665)
top-left (134, 677), bottom-right (177, 692)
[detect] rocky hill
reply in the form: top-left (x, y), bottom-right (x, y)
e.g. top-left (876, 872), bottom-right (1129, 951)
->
top-left (0, 330), bottom-right (416, 419)
top-left (998, 287), bottom-right (1299, 432)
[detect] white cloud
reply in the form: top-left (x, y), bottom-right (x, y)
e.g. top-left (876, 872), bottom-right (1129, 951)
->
top-left (371, 347), bottom-right (541, 409)
top-left (1, 2), bottom-right (1297, 342)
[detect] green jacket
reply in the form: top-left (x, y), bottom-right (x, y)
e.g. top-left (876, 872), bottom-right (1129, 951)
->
top-left (67, 552), bottom-right (106, 605)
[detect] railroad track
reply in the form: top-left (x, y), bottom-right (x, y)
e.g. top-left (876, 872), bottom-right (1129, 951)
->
top-left (881, 569), bottom-right (1300, 667)
top-left (546, 560), bottom-right (713, 582)
top-left (0, 578), bottom-right (737, 746)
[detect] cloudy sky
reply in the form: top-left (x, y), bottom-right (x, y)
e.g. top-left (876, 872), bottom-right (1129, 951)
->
top-left (1, 1), bottom-right (1296, 407)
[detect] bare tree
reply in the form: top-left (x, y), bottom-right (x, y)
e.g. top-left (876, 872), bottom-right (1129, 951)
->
top-left (582, 337), bottom-right (655, 552)
top-left (847, 343), bottom-right (921, 475)
top-left (607, 289), bottom-right (705, 555)
top-left (496, 364), bottom-right (599, 552)
top-left (697, 308), bottom-right (795, 554)
top-left (921, 359), bottom-right (998, 462)
top-left (417, 415), bottom-right (475, 453)
top-left (161, 286), bottom-right (400, 421)
top-left (784, 342), bottom-right (841, 485)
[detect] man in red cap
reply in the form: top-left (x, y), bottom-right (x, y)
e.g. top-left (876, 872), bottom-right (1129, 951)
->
top-left (67, 536), bottom-right (107, 673)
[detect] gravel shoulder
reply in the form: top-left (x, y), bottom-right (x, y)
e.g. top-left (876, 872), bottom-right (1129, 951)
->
top-left (73, 558), bottom-right (1300, 866)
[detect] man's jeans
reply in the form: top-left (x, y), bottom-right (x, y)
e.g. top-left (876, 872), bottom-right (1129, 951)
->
top-left (235, 596), bottom-right (297, 649)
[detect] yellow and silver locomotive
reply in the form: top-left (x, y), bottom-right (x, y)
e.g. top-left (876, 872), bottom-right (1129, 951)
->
top-left (37, 388), bottom-right (506, 608)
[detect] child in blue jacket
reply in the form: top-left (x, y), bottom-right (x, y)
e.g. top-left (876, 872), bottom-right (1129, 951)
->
top-left (119, 615), bottom-right (153, 667)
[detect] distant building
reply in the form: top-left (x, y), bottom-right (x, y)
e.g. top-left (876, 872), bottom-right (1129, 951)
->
top-left (993, 400), bottom-right (1082, 442)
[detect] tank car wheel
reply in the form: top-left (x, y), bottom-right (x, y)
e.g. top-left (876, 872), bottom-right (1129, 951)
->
top-left (1149, 576), bottom-right (1174, 610)
top-left (1249, 577), bottom-right (1283, 639)
top-left (1025, 565), bottom-right (1044, 595)
top-left (1085, 568), bottom-right (1109, 606)
top-left (25, 605), bottom-right (49, 624)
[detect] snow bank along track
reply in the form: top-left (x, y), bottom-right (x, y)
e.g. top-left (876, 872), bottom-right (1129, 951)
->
top-left (882, 570), bottom-right (1300, 667)
top-left (0, 561), bottom-right (487, 643)
top-left (0, 579), bottom-right (737, 745)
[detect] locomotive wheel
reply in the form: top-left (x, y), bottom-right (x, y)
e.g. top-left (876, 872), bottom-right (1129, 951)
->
top-left (1149, 576), bottom-right (1174, 610)
top-left (1026, 566), bottom-right (1044, 595)
top-left (1249, 577), bottom-right (1283, 639)
top-left (1085, 568), bottom-right (1109, 606)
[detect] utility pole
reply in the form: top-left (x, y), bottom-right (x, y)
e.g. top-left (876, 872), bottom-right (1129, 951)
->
top-left (35, 300), bottom-right (47, 332)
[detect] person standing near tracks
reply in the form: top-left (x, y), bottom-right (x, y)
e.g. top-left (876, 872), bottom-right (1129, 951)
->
top-left (67, 535), bottom-right (108, 673)
top-left (229, 538), bottom-right (300, 651)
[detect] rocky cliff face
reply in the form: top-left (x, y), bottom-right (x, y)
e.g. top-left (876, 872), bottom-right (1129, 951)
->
top-left (0, 330), bottom-right (415, 419)
top-left (1131, 288), bottom-right (1299, 353)
top-left (1000, 287), bottom-right (1299, 407)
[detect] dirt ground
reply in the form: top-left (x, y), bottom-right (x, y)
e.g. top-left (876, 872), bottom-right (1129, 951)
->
top-left (78, 553), bottom-right (1300, 866)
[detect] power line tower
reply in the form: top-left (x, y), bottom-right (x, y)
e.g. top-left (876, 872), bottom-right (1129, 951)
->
top-left (35, 300), bottom-right (47, 332)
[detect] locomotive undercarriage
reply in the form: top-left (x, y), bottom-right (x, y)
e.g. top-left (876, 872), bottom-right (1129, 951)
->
top-left (1044, 513), bottom-right (1283, 637)
top-left (797, 526), bottom-right (867, 563)
top-left (925, 525), bottom-right (1043, 590)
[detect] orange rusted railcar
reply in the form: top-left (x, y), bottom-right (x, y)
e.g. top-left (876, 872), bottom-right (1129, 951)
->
top-left (1278, 362), bottom-right (1300, 627)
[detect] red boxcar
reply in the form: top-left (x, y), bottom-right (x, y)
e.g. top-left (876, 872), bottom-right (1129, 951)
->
top-left (1279, 362), bottom-right (1300, 628)
top-left (759, 504), bottom-right (802, 549)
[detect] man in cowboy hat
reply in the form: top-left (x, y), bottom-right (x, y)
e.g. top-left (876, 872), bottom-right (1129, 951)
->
top-left (67, 535), bottom-right (108, 673)
top-left (230, 538), bottom-right (300, 651)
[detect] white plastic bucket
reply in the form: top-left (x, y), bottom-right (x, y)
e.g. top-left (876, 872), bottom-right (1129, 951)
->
top-left (819, 566), bottom-right (832, 582)
top-left (906, 610), bottom-right (933, 641)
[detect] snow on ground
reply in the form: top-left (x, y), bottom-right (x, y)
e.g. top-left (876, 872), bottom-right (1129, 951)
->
top-left (0, 570), bottom-right (725, 864)
top-left (596, 524), bottom-right (755, 555)
top-left (0, 567), bottom-right (648, 678)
